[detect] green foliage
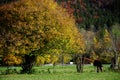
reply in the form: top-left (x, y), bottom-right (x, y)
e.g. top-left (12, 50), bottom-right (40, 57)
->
top-left (112, 24), bottom-right (120, 37)
top-left (5, 68), bottom-right (18, 74)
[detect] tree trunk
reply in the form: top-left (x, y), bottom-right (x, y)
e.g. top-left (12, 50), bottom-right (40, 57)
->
top-left (75, 54), bottom-right (83, 73)
top-left (21, 54), bottom-right (36, 74)
top-left (110, 33), bottom-right (119, 70)
top-left (115, 53), bottom-right (119, 69)
top-left (110, 52), bottom-right (119, 70)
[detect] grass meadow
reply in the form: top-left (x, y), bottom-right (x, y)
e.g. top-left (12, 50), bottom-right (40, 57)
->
top-left (0, 64), bottom-right (120, 80)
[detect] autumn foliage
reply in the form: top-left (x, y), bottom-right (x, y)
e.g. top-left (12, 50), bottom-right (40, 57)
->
top-left (0, 0), bottom-right (85, 71)
top-left (3, 54), bottom-right (22, 66)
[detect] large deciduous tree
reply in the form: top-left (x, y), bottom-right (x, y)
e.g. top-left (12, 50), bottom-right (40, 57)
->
top-left (0, 0), bottom-right (85, 73)
top-left (110, 24), bottom-right (120, 69)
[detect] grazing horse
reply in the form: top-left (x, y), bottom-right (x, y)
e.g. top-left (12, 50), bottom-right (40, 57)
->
top-left (93, 59), bottom-right (102, 73)
top-left (83, 57), bottom-right (103, 73)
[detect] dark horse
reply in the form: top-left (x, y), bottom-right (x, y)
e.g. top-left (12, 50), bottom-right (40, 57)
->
top-left (93, 59), bottom-right (102, 73)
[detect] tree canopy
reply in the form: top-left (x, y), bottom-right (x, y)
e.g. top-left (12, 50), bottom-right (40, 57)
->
top-left (0, 0), bottom-right (85, 66)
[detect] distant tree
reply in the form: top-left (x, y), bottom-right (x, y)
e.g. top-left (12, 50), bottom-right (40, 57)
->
top-left (110, 24), bottom-right (120, 69)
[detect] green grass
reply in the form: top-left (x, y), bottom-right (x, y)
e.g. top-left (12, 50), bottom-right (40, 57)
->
top-left (0, 64), bottom-right (120, 80)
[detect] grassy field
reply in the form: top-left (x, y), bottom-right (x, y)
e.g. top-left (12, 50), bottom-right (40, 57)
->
top-left (0, 64), bottom-right (120, 80)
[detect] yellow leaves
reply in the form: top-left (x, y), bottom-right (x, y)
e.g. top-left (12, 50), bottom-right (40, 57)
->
top-left (103, 29), bottom-right (111, 44)
top-left (46, 28), bottom-right (61, 40)
top-left (3, 54), bottom-right (22, 66)
top-left (15, 49), bottom-right (19, 54)
top-left (41, 0), bottom-right (57, 10)
top-left (36, 49), bottom-right (61, 65)
top-left (70, 28), bottom-right (85, 54)
top-left (36, 54), bottom-right (52, 65)
top-left (20, 49), bottom-right (26, 54)
top-left (91, 51), bottom-right (97, 61)
top-left (63, 54), bottom-right (71, 63)
top-left (0, 0), bottom-right (85, 65)
top-left (44, 55), bottom-right (51, 63)
top-left (102, 29), bottom-right (112, 48)
top-left (46, 0), bottom-right (57, 10)
top-left (24, 39), bottom-right (29, 44)
top-left (15, 41), bottom-right (22, 46)
top-left (36, 56), bottom-right (45, 65)
top-left (93, 29), bottom-right (112, 58)
top-left (49, 49), bottom-right (60, 64)
top-left (32, 44), bottom-right (37, 49)
top-left (93, 37), bottom-right (101, 48)
top-left (50, 55), bottom-right (59, 64)
top-left (93, 37), bottom-right (97, 43)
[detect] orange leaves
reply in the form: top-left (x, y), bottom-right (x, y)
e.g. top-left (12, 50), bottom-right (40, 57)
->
top-left (3, 54), bottom-right (22, 66)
